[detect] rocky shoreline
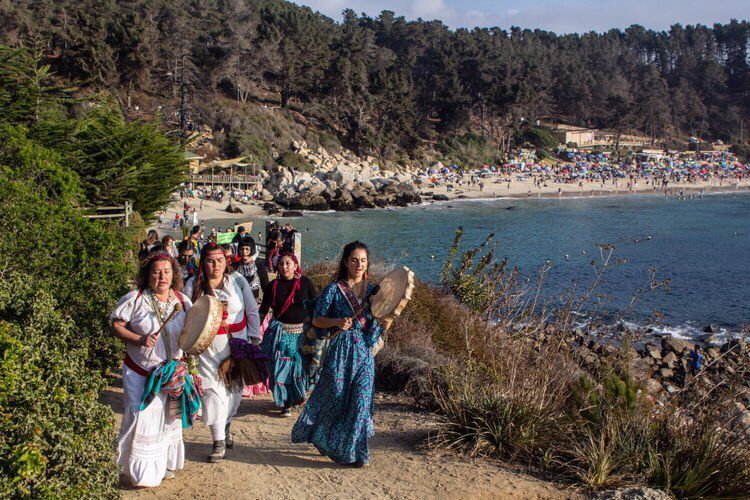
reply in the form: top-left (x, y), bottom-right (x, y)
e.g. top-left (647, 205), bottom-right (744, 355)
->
top-left (536, 326), bottom-right (750, 425)
top-left (258, 142), bottom-right (421, 211)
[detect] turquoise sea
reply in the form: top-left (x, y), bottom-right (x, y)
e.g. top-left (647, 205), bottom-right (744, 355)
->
top-left (212, 192), bottom-right (750, 339)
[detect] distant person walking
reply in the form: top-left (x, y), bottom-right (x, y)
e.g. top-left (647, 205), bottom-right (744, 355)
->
top-left (690, 345), bottom-right (704, 377)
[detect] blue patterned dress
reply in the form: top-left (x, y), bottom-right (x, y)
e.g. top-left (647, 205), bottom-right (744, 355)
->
top-left (291, 282), bottom-right (383, 465)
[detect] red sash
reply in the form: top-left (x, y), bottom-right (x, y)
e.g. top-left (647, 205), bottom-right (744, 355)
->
top-left (216, 314), bottom-right (247, 336)
top-left (124, 353), bottom-right (152, 377)
top-left (272, 278), bottom-right (301, 319)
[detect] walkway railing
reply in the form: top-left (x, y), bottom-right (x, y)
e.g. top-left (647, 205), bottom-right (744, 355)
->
top-left (81, 201), bottom-right (133, 226)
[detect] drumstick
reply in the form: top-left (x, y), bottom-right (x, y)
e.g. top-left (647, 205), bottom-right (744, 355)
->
top-left (146, 302), bottom-right (183, 355)
top-left (154, 302), bottom-right (183, 338)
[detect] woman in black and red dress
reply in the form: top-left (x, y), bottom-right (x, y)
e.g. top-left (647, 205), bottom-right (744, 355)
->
top-left (259, 253), bottom-right (316, 417)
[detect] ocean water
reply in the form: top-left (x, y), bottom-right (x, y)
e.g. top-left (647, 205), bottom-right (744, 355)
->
top-left (213, 192), bottom-right (750, 339)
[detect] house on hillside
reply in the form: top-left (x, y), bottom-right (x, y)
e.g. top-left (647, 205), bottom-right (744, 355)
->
top-left (549, 124), bottom-right (649, 149)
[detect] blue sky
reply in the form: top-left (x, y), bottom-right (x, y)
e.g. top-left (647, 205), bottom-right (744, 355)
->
top-left (292, 0), bottom-right (748, 33)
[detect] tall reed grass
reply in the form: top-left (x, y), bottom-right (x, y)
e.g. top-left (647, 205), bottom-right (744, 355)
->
top-left (312, 228), bottom-right (750, 496)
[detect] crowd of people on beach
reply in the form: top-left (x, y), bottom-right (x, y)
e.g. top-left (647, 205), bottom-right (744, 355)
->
top-left (116, 228), bottom-right (388, 488)
top-left (418, 150), bottom-right (749, 196)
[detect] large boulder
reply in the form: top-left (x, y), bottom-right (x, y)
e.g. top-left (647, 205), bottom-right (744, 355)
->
top-left (332, 166), bottom-right (356, 186)
top-left (261, 189), bottom-right (274, 202)
top-left (287, 193), bottom-right (329, 211)
top-left (661, 337), bottom-right (692, 356)
top-left (703, 323), bottom-right (720, 334)
top-left (351, 189), bottom-right (375, 209)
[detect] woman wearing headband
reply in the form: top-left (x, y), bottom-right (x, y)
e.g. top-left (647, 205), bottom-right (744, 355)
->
top-left (183, 243), bottom-right (261, 462)
top-left (110, 252), bottom-right (192, 487)
top-left (291, 241), bottom-right (383, 467)
top-left (258, 252), bottom-right (316, 417)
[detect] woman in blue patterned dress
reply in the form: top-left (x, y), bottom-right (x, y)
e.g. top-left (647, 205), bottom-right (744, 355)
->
top-left (291, 241), bottom-right (385, 467)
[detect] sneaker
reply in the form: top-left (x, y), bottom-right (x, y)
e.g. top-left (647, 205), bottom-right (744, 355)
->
top-left (224, 422), bottom-right (233, 449)
top-left (208, 440), bottom-right (226, 463)
top-left (163, 470), bottom-right (176, 480)
top-left (280, 408), bottom-right (292, 418)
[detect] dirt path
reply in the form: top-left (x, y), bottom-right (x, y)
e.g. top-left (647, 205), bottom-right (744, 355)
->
top-left (104, 386), bottom-right (578, 499)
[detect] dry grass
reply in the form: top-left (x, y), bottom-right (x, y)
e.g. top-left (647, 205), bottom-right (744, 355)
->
top-left (304, 238), bottom-right (750, 497)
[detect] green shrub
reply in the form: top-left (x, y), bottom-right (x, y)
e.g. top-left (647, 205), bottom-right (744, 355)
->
top-left (278, 151), bottom-right (313, 172)
top-left (318, 131), bottom-right (342, 152)
top-left (0, 123), bottom-right (81, 202)
top-left (238, 134), bottom-right (273, 166)
top-left (647, 405), bottom-right (750, 498)
top-left (61, 104), bottom-right (187, 220)
top-left (522, 127), bottom-right (559, 149)
top-left (437, 133), bottom-right (499, 167)
top-left (0, 274), bottom-right (117, 498)
top-left (0, 175), bottom-right (135, 372)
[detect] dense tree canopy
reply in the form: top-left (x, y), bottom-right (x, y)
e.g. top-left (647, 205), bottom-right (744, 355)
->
top-left (1, 1), bottom-right (748, 157)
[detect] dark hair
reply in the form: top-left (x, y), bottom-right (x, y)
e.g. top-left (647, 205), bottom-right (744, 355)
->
top-left (192, 242), bottom-right (232, 301)
top-left (191, 225), bottom-right (201, 235)
top-left (177, 239), bottom-right (192, 253)
top-left (147, 229), bottom-right (159, 241)
top-left (335, 241), bottom-right (370, 282)
top-left (237, 236), bottom-right (257, 256)
top-left (135, 252), bottom-right (183, 291)
top-left (162, 234), bottom-right (174, 245)
top-left (220, 243), bottom-right (232, 253)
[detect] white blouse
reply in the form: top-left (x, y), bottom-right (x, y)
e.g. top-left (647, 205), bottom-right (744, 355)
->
top-left (183, 273), bottom-right (261, 340)
top-left (110, 289), bottom-right (192, 371)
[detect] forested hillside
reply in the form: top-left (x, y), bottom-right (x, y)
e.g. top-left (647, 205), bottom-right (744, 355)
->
top-left (1, 0), bottom-right (748, 161)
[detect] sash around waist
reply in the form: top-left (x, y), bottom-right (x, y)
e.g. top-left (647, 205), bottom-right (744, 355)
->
top-left (124, 353), bottom-right (182, 377)
top-left (281, 322), bottom-right (304, 334)
top-left (216, 314), bottom-right (247, 336)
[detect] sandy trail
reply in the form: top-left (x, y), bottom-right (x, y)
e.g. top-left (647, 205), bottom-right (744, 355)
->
top-left (103, 385), bottom-right (577, 499)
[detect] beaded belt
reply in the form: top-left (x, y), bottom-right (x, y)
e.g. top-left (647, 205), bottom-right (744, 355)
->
top-left (281, 323), bottom-right (304, 334)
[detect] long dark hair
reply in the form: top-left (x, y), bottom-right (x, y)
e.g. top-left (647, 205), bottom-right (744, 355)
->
top-left (335, 241), bottom-right (369, 282)
top-left (192, 242), bottom-right (233, 301)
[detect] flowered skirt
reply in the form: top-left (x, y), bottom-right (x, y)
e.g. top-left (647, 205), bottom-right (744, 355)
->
top-left (259, 319), bottom-right (308, 407)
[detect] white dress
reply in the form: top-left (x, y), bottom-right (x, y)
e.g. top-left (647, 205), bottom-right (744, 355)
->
top-left (184, 273), bottom-right (261, 428)
top-left (110, 289), bottom-right (192, 488)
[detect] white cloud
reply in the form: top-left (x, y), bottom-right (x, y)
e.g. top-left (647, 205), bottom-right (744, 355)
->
top-left (292, 0), bottom-right (749, 32)
top-left (408, 0), bottom-right (451, 19)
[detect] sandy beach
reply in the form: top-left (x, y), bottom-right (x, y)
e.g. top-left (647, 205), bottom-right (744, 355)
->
top-left (153, 198), bottom-right (267, 235)
top-left (150, 176), bottom-right (750, 234)
top-left (426, 174), bottom-right (750, 201)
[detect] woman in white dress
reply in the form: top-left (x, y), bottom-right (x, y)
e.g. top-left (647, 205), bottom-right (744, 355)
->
top-left (184, 242), bottom-right (261, 462)
top-left (110, 252), bottom-right (192, 488)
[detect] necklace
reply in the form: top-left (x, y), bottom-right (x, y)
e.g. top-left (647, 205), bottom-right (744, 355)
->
top-left (150, 289), bottom-right (175, 323)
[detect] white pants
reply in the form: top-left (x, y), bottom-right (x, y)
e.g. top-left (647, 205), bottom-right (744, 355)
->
top-left (118, 366), bottom-right (184, 487)
top-left (202, 388), bottom-right (242, 440)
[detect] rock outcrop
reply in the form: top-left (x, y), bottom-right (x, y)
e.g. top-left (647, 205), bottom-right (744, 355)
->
top-left (263, 142), bottom-right (421, 211)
